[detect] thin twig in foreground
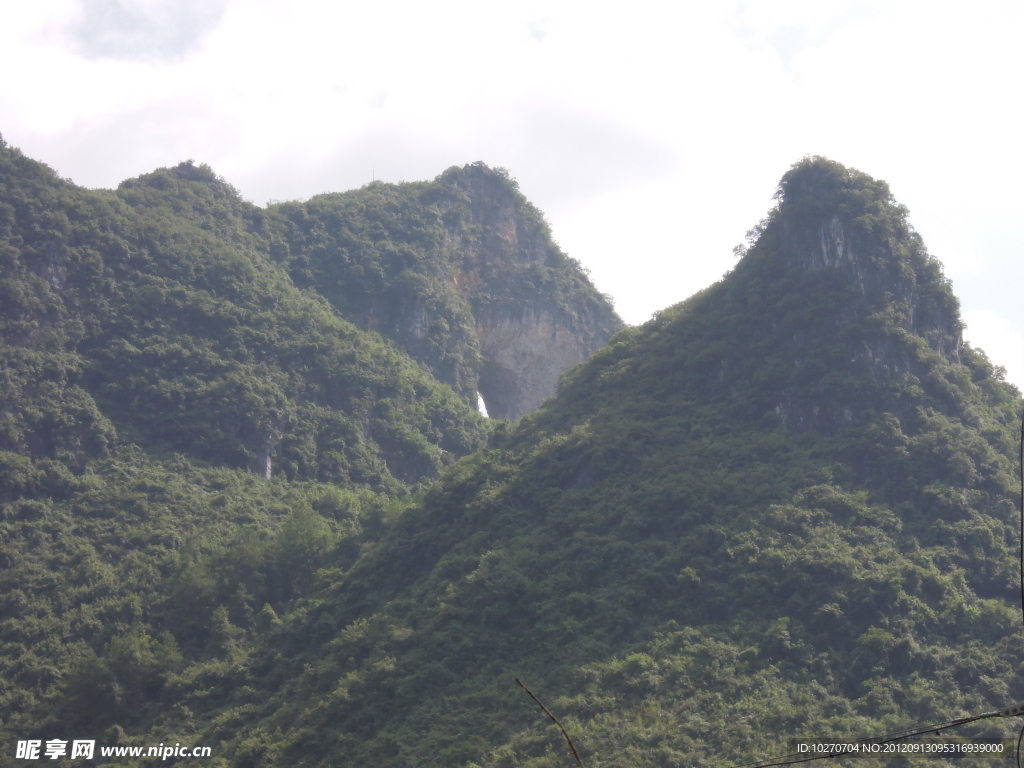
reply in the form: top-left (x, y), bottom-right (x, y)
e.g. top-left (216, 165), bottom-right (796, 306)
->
top-left (515, 678), bottom-right (586, 768)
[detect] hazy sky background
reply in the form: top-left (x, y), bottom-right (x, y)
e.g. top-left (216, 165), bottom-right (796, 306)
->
top-left (1, 0), bottom-right (1021, 386)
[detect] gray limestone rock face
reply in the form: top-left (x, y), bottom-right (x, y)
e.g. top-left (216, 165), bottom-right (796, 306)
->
top-left (745, 156), bottom-right (969, 436)
top-left (444, 163), bottom-right (622, 420)
top-left (774, 158), bottom-right (962, 366)
top-left (475, 309), bottom-right (591, 421)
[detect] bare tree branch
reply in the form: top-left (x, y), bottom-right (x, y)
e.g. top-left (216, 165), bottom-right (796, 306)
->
top-left (515, 677), bottom-right (586, 768)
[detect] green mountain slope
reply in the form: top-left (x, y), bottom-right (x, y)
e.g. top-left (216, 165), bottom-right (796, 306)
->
top-left (1, 146), bottom-right (490, 490)
top-left (0, 138), bottom-right (486, 754)
top-left (0, 137), bottom-right (617, 763)
top-left (149, 158), bottom-right (1021, 766)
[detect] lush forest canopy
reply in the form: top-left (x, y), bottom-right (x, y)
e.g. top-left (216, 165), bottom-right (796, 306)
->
top-left (0, 139), bottom-right (1021, 768)
top-left (0, 135), bottom-right (617, 765)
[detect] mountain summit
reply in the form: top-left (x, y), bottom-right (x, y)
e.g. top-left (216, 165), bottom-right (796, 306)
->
top-left (268, 161), bottom-right (622, 420)
top-left (769, 157), bottom-right (962, 361)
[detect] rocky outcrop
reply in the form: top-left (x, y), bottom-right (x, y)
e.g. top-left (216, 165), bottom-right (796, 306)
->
top-left (439, 163), bottom-right (622, 419)
top-left (774, 157), bottom-right (963, 364)
top-left (475, 309), bottom-right (592, 420)
top-left (736, 157), bottom-right (973, 436)
top-left (273, 162), bottom-right (623, 422)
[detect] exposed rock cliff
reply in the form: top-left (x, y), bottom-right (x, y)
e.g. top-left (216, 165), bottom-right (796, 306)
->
top-left (728, 157), bottom-right (972, 435)
top-left (772, 157), bottom-right (962, 361)
top-left (474, 309), bottom-right (591, 419)
top-left (444, 163), bottom-right (621, 419)
top-left (270, 163), bottom-right (622, 421)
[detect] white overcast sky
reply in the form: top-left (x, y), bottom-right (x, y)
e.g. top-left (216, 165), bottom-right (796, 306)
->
top-left (1, 0), bottom-right (1021, 388)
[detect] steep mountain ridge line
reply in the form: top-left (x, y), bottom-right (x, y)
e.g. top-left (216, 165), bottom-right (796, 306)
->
top-left (1, 144), bottom-right (619, 491)
top-left (0, 147), bottom-right (493, 490)
top-left (269, 161), bottom-right (622, 420)
top-left (770, 160), bottom-right (962, 364)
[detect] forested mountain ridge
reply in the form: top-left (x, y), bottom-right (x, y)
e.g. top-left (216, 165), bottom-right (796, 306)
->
top-left (122, 158), bottom-right (1020, 767)
top-left (267, 162), bottom-right (623, 420)
top-left (0, 146), bottom-right (482, 489)
top-left (0, 135), bottom-right (618, 765)
top-left (0, 139), bottom-right (618, 487)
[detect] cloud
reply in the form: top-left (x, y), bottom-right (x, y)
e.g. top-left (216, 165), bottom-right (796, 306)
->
top-left (527, 18), bottom-right (549, 43)
top-left (731, 0), bottom-right (881, 61)
top-left (66, 0), bottom-right (225, 62)
top-left (226, 101), bottom-right (673, 211)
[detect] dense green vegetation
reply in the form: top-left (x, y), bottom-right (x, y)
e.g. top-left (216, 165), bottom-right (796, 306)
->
top-left (0, 136), bottom-right (499, 762)
top-left (0, 145), bottom-right (1020, 767)
top-left (0, 136), bottom-right (618, 765)
top-left (0, 145), bottom-right (493, 490)
top-left (119, 158), bottom-right (1017, 767)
